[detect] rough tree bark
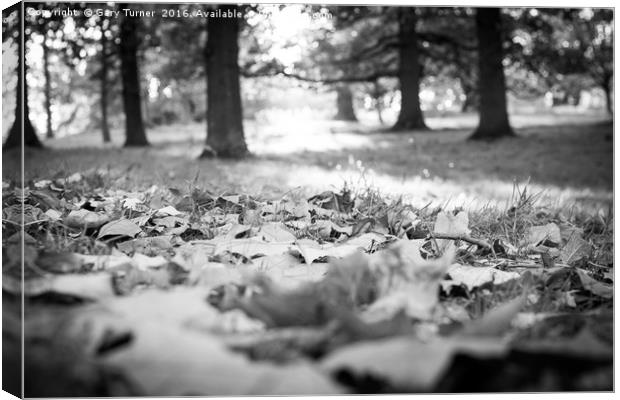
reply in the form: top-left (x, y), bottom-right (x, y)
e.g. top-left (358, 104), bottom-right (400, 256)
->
top-left (119, 4), bottom-right (148, 147)
top-left (4, 4), bottom-right (42, 149)
top-left (392, 7), bottom-right (427, 131)
top-left (470, 8), bottom-right (514, 140)
top-left (99, 16), bottom-right (111, 143)
top-left (202, 5), bottom-right (248, 158)
top-left (333, 85), bottom-right (357, 121)
top-left (42, 33), bottom-right (53, 139)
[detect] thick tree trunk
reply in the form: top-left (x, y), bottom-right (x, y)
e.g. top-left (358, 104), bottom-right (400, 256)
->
top-left (202, 5), bottom-right (248, 158)
top-left (42, 35), bottom-right (53, 139)
top-left (119, 4), bottom-right (148, 147)
top-left (392, 7), bottom-right (426, 131)
top-left (99, 17), bottom-right (111, 143)
top-left (333, 85), bottom-right (357, 121)
top-left (470, 8), bottom-right (514, 140)
top-left (4, 5), bottom-right (42, 149)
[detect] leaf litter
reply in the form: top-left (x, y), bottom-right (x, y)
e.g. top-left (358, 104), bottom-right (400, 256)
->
top-left (2, 172), bottom-right (613, 395)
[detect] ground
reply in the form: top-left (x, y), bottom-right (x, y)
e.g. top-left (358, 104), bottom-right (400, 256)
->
top-left (3, 111), bottom-right (612, 209)
top-left (1, 111), bottom-right (613, 395)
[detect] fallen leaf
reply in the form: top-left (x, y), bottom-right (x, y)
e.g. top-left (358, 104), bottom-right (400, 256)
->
top-left (187, 262), bottom-right (244, 287)
top-left (515, 328), bottom-right (612, 361)
top-left (131, 214), bottom-right (153, 227)
top-left (462, 294), bottom-right (526, 337)
top-left (44, 209), bottom-right (62, 221)
top-left (321, 336), bottom-right (507, 391)
top-left (251, 253), bottom-right (302, 271)
top-left (527, 223), bottom-right (561, 247)
top-left (251, 254), bottom-right (327, 289)
top-left (14, 273), bottom-right (115, 300)
top-left (64, 209), bottom-right (111, 229)
top-left (35, 252), bottom-right (84, 273)
top-left (98, 219), bottom-right (142, 239)
top-left (104, 322), bottom-right (342, 395)
top-left (122, 198), bottom-right (143, 210)
top-left (294, 239), bottom-right (359, 264)
top-left (131, 253), bottom-right (169, 270)
top-left (283, 200), bottom-right (310, 219)
top-left (152, 216), bottom-right (183, 228)
top-left (218, 223), bottom-right (249, 240)
top-left (54, 288), bottom-right (344, 395)
top-left (576, 268), bottom-right (613, 299)
top-left (443, 264), bottom-right (520, 292)
top-left (364, 241), bottom-right (453, 320)
top-left (76, 253), bottom-right (134, 271)
top-left (157, 205), bottom-right (183, 216)
top-left (560, 233), bottom-right (591, 265)
top-left (34, 179), bottom-right (52, 188)
top-left (66, 172), bottom-right (83, 183)
top-left (258, 223), bottom-right (297, 243)
top-left (559, 223), bottom-right (584, 242)
top-left (215, 239), bottom-right (293, 258)
top-left (114, 268), bottom-right (172, 293)
top-left (117, 235), bottom-right (177, 255)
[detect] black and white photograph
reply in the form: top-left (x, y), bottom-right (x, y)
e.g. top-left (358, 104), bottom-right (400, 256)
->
top-left (1, 0), bottom-right (614, 396)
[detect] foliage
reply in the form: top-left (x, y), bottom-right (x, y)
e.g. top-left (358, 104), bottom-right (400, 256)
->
top-left (3, 167), bottom-right (612, 394)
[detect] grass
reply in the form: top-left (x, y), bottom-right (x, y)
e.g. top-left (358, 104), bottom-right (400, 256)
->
top-left (2, 130), bottom-right (613, 393)
top-left (3, 112), bottom-right (612, 214)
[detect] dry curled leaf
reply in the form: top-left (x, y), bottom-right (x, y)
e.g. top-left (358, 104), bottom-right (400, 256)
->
top-left (64, 209), bottom-right (111, 229)
top-left (97, 219), bottom-right (142, 239)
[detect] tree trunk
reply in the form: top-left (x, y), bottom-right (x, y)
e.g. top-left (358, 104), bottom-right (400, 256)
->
top-left (119, 4), bottom-right (148, 147)
top-left (371, 81), bottom-right (385, 125)
top-left (392, 7), bottom-right (427, 131)
top-left (4, 4), bottom-right (41, 149)
top-left (470, 8), bottom-right (514, 140)
top-left (460, 77), bottom-right (479, 112)
top-left (99, 16), bottom-right (111, 143)
top-left (376, 102), bottom-right (384, 125)
top-left (333, 85), bottom-right (357, 121)
top-left (202, 5), bottom-right (248, 158)
top-left (42, 34), bottom-right (53, 139)
top-left (602, 74), bottom-right (613, 115)
top-left (142, 86), bottom-right (150, 127)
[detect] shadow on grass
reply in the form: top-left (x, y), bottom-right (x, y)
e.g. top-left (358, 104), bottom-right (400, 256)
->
top-left (260, 121), bottom-right (612, 192)
top-left (2, 118), bottom-right (611, 212)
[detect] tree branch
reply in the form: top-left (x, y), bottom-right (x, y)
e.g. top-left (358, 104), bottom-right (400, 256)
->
top-left (431, 232), bottom-right (495, 254)
top-left (418, 31), bottom-right (477, 52)
top-left (240, 66), bottom-right (398, 83)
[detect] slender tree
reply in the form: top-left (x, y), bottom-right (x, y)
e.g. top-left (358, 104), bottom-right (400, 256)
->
top-left (4, 4), bottom-right (42, 149)
top-left (42, 31), bottom-right (53, 139)
top-left (98, 15), bottom-right (111, 143)
top-left (119, 3), bottom-right (148, 146)
top-left (371, 80), bottom-right (386, 124)
top-left (470, 8), bottom-right (514, 140)
top-left (202, 4), bottom-right (248, 158)
top-left (334, 84), bottom-right (357, 121)
top-left (392, 7), bottom-right (426, 131)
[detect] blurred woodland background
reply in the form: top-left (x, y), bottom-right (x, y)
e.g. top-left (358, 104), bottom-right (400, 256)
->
top-left (1, 2), bottom-right (614, 207)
